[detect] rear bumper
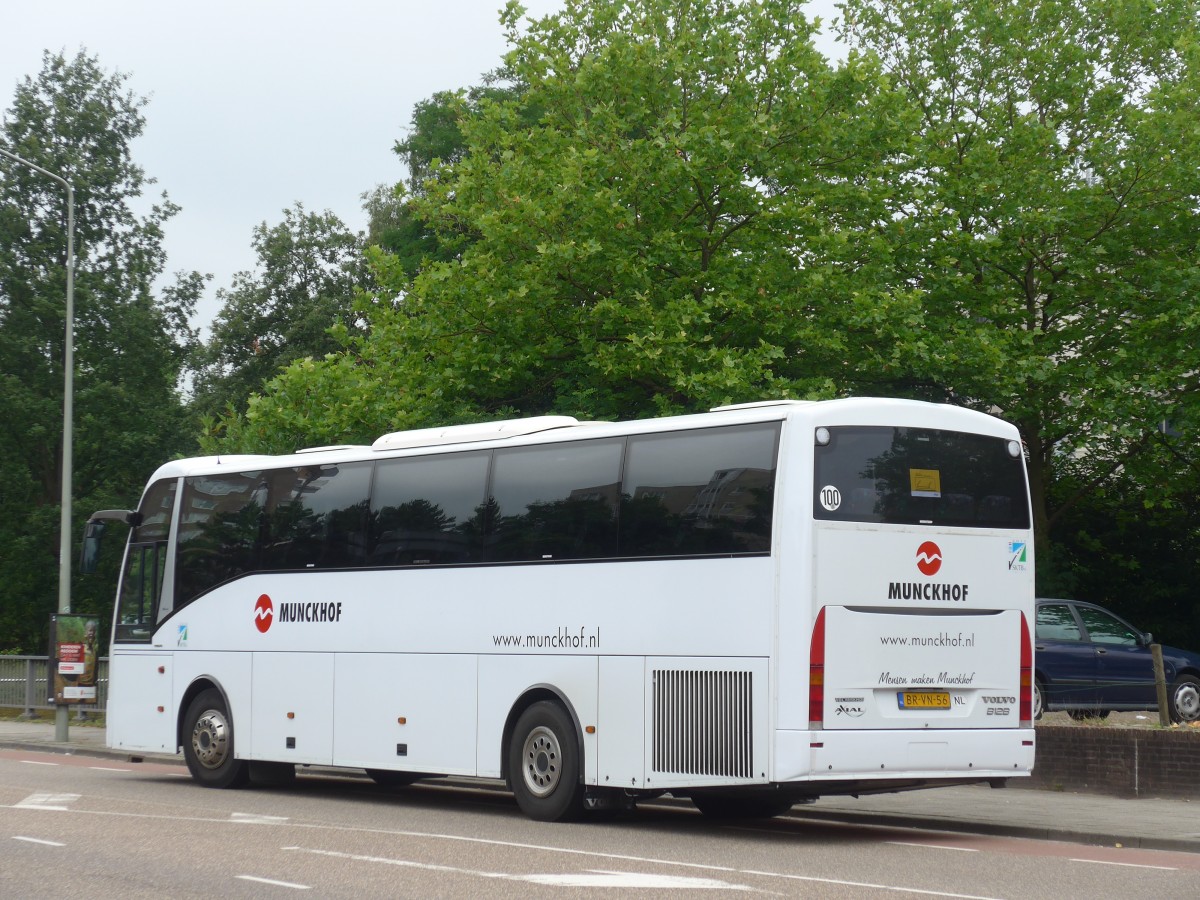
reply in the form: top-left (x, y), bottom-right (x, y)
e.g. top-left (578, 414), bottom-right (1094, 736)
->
top-left (775, 728), bottom-right (1035, 783)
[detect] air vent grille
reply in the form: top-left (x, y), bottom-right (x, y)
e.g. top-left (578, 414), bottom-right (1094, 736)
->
top-left (652, 669), bottom-right (753, 778)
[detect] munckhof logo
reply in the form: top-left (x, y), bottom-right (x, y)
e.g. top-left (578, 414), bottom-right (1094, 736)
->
top-left (254, 593), bottom-right (343, 631)
top-left (254, 594), bottom-right (274, 633)
top-left (915, 541), bottom-right (943, 576)
top-left (887, 541), bottom-right (970, 602)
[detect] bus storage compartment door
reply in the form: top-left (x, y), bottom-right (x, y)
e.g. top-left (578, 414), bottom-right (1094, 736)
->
top-left (819, 606), bottom-right (1021, 730)
top-left (107, 652), bottom-right (174, 753)
top-left (250, 652), bottom-right (334, 764)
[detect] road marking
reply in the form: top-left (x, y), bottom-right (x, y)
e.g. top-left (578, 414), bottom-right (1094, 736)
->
top-left (523, 870), bottom-right (753, 889)
top-left (232, 812), bottom-right (290, 825)
top-left (1068, 858), bottom-right (1176, 871)
top-left (20, 760), bottom-right (59, 766)
top-left (88, 766), bottom-right (132, 773)
top-left (284, 845), bottom-right (996, 897)
top-left (13, 836), bottom-right (66, 847)
top-left (887, 841), bottom-right (980, 853)
top-left (282, 847), bottom-right (756, 891)
top-left (14, 793), bottom-right (80, 811)
top-left (236, 875), bottom-right (311, 890)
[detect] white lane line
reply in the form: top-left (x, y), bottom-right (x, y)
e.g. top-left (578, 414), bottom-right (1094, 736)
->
top-left (523, 870), bottom-right (753, 889)
top-left (236, 875), bottom-right (311, 890)
top-left (1068, 858), bottom-right (1176, 871)
top-left (231, 812), bottom-right (290, 825)
top-left (13, 836), bottom-right (66, 847)
top-left (88, 766), bottom-right (132, 773)
top-left (887, 841), bottom-right (980, 853)
top-left (19, 760), bottom-right (59, 766)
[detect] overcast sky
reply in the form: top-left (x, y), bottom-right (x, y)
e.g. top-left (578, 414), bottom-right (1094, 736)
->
top-left (1, 0), bottom-right (841, 334)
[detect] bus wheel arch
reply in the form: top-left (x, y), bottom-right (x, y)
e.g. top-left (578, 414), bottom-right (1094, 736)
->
top-left (179, 680), bottom-right (248, 789)
top-left (502, 690), bottom-right (586, 821)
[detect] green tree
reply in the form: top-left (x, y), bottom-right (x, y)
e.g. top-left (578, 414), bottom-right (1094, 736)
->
top-left (212, 0), bottom-right (915, 453)
top-left (837, 0), bottom-right (1200, 558)
top-left (192, 203), bottom-right (369, 420)
top-left (0, 51), bottom-right (202, 652)
top-left (363, 75), bottom-right (527, 278)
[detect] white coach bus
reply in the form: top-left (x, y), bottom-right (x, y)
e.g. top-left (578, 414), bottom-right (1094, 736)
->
top-left (87, 398), bottom-right (1035, 821)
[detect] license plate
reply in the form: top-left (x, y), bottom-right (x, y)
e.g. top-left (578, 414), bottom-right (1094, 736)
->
top-left (898, 691), bottom-right (951, 709)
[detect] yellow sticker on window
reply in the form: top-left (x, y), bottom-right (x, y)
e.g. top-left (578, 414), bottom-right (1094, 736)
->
top-left (910, 468), bottom-right (941, 498)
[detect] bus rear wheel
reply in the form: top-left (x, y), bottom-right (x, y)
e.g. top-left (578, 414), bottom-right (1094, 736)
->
top-left (183, 689), bottom-right (248, 788)
top-left (508, 701), bottom-right (584, 822)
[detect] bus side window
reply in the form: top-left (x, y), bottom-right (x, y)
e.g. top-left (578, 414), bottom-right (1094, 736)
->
top-left (489, 439), bottom-right (623, 563)
top-left (370, 452), bottom-right (491, 566)
top-left (619, 424), bottom-right (779, 557)
top-left (114, 542), bottom-right (167, 642)
top-left (113, 478), bottom-right (177, 643)
top-left (260, 462), bottom-right (372, 571)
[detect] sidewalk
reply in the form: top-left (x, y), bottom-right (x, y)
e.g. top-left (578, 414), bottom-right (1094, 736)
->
top-left (3, 719), bottom-right (1198, 853)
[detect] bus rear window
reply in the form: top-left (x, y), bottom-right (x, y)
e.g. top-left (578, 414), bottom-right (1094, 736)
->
top-left (813, 426), bottom-right (1029, 529)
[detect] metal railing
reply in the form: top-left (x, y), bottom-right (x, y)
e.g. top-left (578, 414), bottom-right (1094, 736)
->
top-left (0, 656), bottom-right (108, 718)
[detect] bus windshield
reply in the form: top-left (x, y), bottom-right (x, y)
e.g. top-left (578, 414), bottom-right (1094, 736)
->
top-left (813, 426), bottom-right (1029, 529)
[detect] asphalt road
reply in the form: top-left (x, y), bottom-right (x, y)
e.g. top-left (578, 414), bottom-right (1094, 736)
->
top-left (3, 747), bottom-right (1199, 899)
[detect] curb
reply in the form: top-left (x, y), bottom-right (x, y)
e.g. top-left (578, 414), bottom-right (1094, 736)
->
top-left (0, 739), bottom-right (182, 767)
top-left (783, 808), bottom-right (1200, 855)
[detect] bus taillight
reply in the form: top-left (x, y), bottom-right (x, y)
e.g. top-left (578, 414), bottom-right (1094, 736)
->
top-left (1019, 611), bottom-right (1033, 726)
top-left (809, 607), bottom-right (826, 729)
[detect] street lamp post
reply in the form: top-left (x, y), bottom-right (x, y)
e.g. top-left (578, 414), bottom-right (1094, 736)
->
top-left (0, 147), bottom-right (76, 742)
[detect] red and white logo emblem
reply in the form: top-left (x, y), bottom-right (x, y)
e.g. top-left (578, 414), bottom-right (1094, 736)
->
top-left (916, 541), bottom-right (943, 577)
top-left (254, 593), bottom-right (274, 633)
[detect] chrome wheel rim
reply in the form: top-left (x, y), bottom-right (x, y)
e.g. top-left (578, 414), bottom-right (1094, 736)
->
top-left (1174, 682), bottom-right (1200, 721)
top-left (191, 708), bottom-right (231, 770)
top-left (521, 725), bottom-right (561, 798)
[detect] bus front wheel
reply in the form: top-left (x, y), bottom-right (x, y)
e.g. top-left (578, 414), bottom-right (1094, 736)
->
top-left (183, 688), bottom-right (249, 788)
top-left (508, 701), bottom-right (584, 821)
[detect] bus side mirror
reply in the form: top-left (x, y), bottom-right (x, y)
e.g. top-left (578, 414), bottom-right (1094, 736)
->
top-left (79, 520), bottom-right (106, 574)
top-left (79, 509), bottom-right (140, 574)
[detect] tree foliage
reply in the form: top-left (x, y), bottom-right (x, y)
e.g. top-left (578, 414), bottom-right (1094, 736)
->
top-left (0, 51), bottom-right (201, 652)
top-left (191, 203), bottom-right (368, 421)
top-left (213, 0), bottom-right (915, 453)
top-left (837, 0), bottom-right (1200, 548)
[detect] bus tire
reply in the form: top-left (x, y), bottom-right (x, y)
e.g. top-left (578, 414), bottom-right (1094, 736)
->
top-left (508, 701), bottom-right (584, 822)
top-left (182, 689), bottom-right (248, 788)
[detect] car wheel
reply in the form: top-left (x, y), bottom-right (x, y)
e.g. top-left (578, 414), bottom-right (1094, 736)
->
top-left (1168, 674), bottom-right (1200, 723)
top-left (182, 688), bottom-right (249, 788)
top-left (1033, 679), bottom-right (1045, 720)
top-left (508, 700), bottom-right (584, 822)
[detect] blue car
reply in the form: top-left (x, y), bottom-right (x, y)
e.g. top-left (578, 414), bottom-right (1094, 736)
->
top-left (1034, 599), bottom-right (1200, 723)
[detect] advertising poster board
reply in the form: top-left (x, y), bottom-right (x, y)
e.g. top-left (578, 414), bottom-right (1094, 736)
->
top-left (48, 614), bottom-right (101, 704)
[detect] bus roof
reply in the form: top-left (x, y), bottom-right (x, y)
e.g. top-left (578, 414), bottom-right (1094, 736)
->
top-left (145, 398), bottom-right (1016, 482)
